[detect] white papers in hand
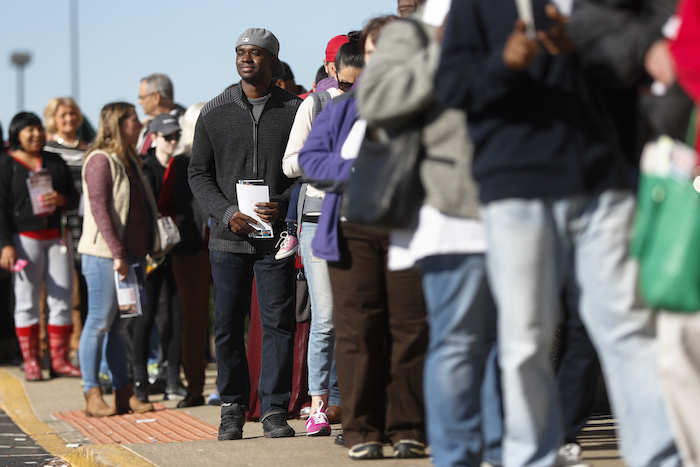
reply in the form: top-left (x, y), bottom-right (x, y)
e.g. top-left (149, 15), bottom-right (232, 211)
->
top-left (514, 0), bottom-right (536, 38)
top-left (236, 182), bottom-right (273, 238)
top-left (26, 169), bottom-right (54, 216)
top-left (551, 0), bottom-right (573, 17)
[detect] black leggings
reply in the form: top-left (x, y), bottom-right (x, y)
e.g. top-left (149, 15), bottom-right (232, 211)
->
top-left (130, 257), bottom-right (183, 385)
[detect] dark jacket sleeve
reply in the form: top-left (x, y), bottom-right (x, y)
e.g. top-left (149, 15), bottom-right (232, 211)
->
top-left (568, 0), bottom-right (677, 86)
top-left (188, 114), bottom-right (239, 229)
top-left (0, 156), bottom-right (13, 249)
top-left (51, 154), bottom-right (80, 211)
top-left (434, 0), bottom-right (527, 114)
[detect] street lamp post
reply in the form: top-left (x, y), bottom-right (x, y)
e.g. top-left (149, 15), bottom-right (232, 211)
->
top-left (70, 0), bottom-right (79, 101)
top-left (10, 52), bottom-right (31, 112)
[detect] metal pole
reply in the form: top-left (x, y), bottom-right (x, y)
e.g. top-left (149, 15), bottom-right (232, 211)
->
top-left (10, 53), bottom-right (31, 113)
top-left (70, 0), bottom-right (79, 101)
top-left (17, 66), bottom-right (24, 112)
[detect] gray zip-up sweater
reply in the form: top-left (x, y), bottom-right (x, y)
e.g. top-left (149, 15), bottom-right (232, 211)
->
top-left (188, 82), bottom-right (301, 254)
top-left (357, 13), bottom-right (480, 220)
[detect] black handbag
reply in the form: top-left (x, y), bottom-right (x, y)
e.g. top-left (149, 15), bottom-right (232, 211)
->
top-left (341, 121), bottom-right (425, 232)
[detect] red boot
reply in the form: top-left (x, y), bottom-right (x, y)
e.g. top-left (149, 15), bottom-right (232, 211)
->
top-left (16, 325), bottom-right (43, 381)
top-left (47, 324), bottom-right (81, 377)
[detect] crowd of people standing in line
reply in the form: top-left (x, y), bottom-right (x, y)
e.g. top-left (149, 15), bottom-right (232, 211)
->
top-left (2, 0), bottom-right (700, 466)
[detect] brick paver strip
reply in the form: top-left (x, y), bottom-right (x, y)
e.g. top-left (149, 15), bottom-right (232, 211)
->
top-left (54, 403), bottom-right (218, 445)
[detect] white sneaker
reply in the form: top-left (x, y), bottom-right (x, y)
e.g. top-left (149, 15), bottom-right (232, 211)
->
top-left (558, 443), bottom-right (591, 467)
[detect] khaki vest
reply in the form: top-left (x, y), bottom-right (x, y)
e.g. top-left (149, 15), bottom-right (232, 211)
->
top-left (77, 150), bottom-right (159, 258)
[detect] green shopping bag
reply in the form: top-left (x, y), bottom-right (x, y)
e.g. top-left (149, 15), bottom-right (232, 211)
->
top-left (631, 108), bottom-right (700, 312)
top-left (631, 175), bottom-right (700, 312)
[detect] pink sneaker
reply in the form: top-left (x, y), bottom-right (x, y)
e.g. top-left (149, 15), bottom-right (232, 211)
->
top-left (275, 231), bottom-right (299, 260)
top-left (305, 400), bottom-right (331, 437)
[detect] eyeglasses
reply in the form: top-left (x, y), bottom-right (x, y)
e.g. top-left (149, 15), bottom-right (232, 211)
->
top-left (138, 92), bottom-right (156, 101)
top-left (159, 132), bottom-right (181, 142)
top-left (337, 81), bottom-right (354, 93)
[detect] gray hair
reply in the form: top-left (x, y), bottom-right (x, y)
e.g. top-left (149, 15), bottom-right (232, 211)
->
top-left (141, 73), bottom-right (174, 101)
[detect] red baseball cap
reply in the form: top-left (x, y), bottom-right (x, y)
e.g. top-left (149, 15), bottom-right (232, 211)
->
top-left (325, 35), bottom-right (349, 62)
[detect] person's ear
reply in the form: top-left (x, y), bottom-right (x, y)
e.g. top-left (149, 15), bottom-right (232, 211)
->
top-left (275, 78), bottom-right (286, 89)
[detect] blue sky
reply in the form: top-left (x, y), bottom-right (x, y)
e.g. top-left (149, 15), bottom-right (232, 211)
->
top-left (0, 0), bottom-right (395, 139)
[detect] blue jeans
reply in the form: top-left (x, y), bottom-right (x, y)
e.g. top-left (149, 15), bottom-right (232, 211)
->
top-left (419, 254), bottom-right (503, 467)
top-left (299, 222), bottom-right (340, 406)
top-left (482, 190), bottom-right (680, 467)
top-left (209, 250), bottom-right (296, 416)
top-left (79, 254), bottom-right (143, 393)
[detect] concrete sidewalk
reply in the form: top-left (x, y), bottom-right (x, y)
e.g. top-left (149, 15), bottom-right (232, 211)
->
top-left (0, 363), bottom-right (626, 467)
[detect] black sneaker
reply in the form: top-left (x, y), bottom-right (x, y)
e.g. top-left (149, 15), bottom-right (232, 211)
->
top-left (148, 378), bottom-right (166, 395)
top-left (261, 411), bottom-right (295, 438)
top-left (348, 442), bottom-right (384, 460)
top-left (218, 403), bottom-right (246, 441)
top-left (164, 382), bottom-right (188, 400)
top-left (177, 393), bottom-right (205, 408)
top-left (392, 440), bottom-right (427, 458)
top-left (335, 433), bottom-right (346, 446)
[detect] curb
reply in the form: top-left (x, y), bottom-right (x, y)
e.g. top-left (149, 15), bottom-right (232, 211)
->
top-left (63, 444), bottom-right (155, 467)
top-left (0, 368), bottom-right (155, 466)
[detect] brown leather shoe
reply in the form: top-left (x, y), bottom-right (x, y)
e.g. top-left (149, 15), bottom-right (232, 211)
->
top-left (84, 387), bottom-right (117, 417)
top-left (115, 383), bottom-right (154, 414)
top-left (326, 405), bottom-right (342, 424)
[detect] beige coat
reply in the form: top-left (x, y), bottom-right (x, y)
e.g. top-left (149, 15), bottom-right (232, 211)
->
top-left (78, 150), bottom-right (160, 259)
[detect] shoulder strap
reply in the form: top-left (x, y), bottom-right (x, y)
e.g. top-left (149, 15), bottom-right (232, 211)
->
top-left (685, 106), bottom-right (698, 149)
top-left (311, 91), bottom-right (332, 122)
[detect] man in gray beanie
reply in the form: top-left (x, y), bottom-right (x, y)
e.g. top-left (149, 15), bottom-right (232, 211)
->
top-left (188, 27), bottom-right (302, 441)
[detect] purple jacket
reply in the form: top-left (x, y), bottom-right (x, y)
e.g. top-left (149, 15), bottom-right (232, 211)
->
top-left (298, 92), bottom-right (359, 262)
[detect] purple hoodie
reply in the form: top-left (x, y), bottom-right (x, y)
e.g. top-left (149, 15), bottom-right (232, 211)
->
top-left (315, 76), bottom-right (339, 93)
top-left (298, 92), bottom-right (359, 262)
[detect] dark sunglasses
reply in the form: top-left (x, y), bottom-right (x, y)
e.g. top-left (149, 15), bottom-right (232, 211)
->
top-left (160, 132), bottom-right (181, 142)
top-left (338, 80), bottom-right (354, 93)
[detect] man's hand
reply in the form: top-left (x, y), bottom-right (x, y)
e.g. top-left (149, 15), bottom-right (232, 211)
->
top-left (254, 202), bottom-right (281, 224)
top-left (229, 211), bottom-right (258, 235)
top-left (645, 38), bottom-right (675, 88)
top-left (503, 20), bottom-right (541, 70)
top-left (537, 4), bottom-right (576, 56)
top-left (0, 245), bottom-right (17, 272)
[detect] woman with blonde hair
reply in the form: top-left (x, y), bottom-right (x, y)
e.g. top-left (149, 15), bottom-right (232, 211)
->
top-left (43, 97), bottom-right (89, 368)
top-left (43, 97), bottom-right (88, 151)
top-left (77, 102), bottom-right (158, 416)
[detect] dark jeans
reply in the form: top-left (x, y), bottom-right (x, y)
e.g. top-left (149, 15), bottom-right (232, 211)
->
top-left (328, 224), bottom-right (428, 448)
top-left (209, 249), bottom-right (296, 416)
top-left (557, 278), bottom-right (600, 443)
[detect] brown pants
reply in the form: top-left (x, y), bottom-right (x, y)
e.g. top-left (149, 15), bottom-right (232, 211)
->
top-left (171, 252), bottom-right (212, 396)
top-left (328, 224), bottom-right (428, 448)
